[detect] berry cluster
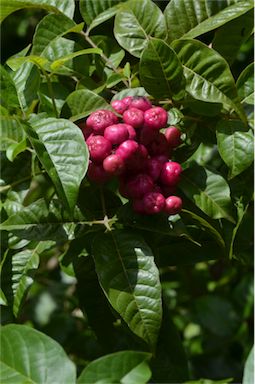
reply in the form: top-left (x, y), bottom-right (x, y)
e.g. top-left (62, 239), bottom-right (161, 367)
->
top-left (79, 96), bottom-right (183, 215)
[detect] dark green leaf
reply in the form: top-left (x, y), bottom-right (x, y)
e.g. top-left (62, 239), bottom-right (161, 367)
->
top-left (0, 324), bottom-right (76, 383)
top-left (24, 118), bottom-right (89, 211)
top-left (179, 165), bottom-right (234, 222)
top-left (0, 65), bottom-right (20, 112)
top-left (216, 120), bottom-right (254, 179)
top-left (212, 10), bottom-right (254, 65)
top-left (237, 63), bottom-right (254, 105)
top-left (0, 0), bottom-right (75, 22)
top-left (114, 0), bottom-right (166, 57)
top-left (140, 38), bottom-right (185, 99)
top-left (164, 0), bottom-right (254, 42)
top-left (93, 230), bottom-right (162, 349)
top-left (0, 117), bottom-right (25, 151)
top-left (78, 350), bottom-right (151, 384)
top-left (61, 89), bottom-right (111, 122)
top-left (172, 39), bottom-right (245, 121)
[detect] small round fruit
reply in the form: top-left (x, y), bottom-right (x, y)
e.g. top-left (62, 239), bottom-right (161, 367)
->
top-left (103, 154), bottom-right (125, 175)
top-left (123, 107), bottom-right (144, 128)
top-left (86, 135), bottom-right (112, 163)
top-left (126, 124), bottom-right (137, 140)
top-left (111, 100), bottom-right (127, 114)
top-left (115, 140), bottom-right (139, 161)
top-left (143, 192), bottom-right (165, 214)
top-left (86, 110), bottom-right (118, 134)
top-left (146, 157), bottom-right (163, 181)
top-left (144, 107), bottom-right (168, 130)
top-left (122, 96), bottom-right (133, 107)
top-left (129, 96), bottom-right (152, 111)
top-left (147, 132), bottom-right (169, 157)
top-left (87, 161), bottom-right (111, 183)
top-left (125, 174), bottom-right (154, 199)
top-left (164, 196), bottom-right (182, 215)
top-left (104, 124), bottom-right (129, 145)
top-left (164, 126), bottom-right (182, 148)
top-left (160, 161), bottom-right (182, 186)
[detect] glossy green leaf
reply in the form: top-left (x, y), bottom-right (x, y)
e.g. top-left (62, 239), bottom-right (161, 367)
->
top-left (91, 35), bottom-right (125, 68)
top-left (61, 89), bottom-right (111, 122)
top-left (0, 117), bottom-right (25, 150)
top-left (11, 62), bottom-right (41, 111)
top-left (164, 0), bottom-right (254, 42)
top-left (31, 13), bottom-right (82, 56)
top-left (0, 0), bottom-right (75, 22)
top-left (92, 230), bottom-right (162, 348)
top-left (140, 38), bottom-right (185, 99)
top-left (172, 39), bottom-right (245, 121)
top-left (50, 48), bottom-right (101, 70)
top-left (6, 139), bottom-right (27, 162)
top-left (0, 324), bottom-right (76, 383)
top-left (24, 118), bottom-right (89, 211)
top-left (237, 63), bottom-right (254, 105)
top-left (216, 120), bottom-right (254, 179)
top-left (80, 0), bottom-right (125, 32)
top-left (0, 65), bottom-right (20, 112)
top-left (212, 10), bottom-right (254, 65)
top-left (7, 55), bottom-right (49, 71)
top-left (114, 0), bottom-right (166, 57)
top-left (112, 87), bottom-right (149, 101)
top-left (78, 351), bottom-right (152, 384)
top-left (38, 81), bottom-right (70, 116)
top-left (243, 346), bottom-right (254, 384)
top-left (180, 165), bottom-right (234, 222)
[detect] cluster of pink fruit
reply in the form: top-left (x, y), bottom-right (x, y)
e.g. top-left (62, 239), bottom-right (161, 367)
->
top-left (79, 96), bottom-right (183, 215)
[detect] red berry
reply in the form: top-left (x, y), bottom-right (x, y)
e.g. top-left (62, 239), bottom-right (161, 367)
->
top-left (111, 100), bottom-right (127, 114)
top-left (146, 157), bottom-right (163, 181)
top-left (86, 135), bottom-right (112, 163)
top-left (160, 162), bottom-right (182, 186)
top-left (144, 107), bottom-right (168, 130)
top-left (126, 124), bottom-right (137, 140)
top-left (122, 96), bottom-right (133, 107)
top-left (104, 124), bottom-right (129, 145)
top-left (115, 140), bottom-right (139, 161)
top-left (87, 161), bottom-right (111, 183)
top-left (143, 192), bottom-right (165, 214)
top-left (86, 110), bottom-right (118, 134)
top-left (125, 174), bottom-right (154, 199)
top-left (125, 144), bottom-right (148, 173)
top-left (123, 107), bottom-right (144, 128)
top-left (129, 96), bottom-right (152, 111)
top-left (164, 196), bottom-right (182, 215)
top-left (165, 126), bottom-right (182, 148)
top-left (147, 133), bottom-right (169, 157)
top-left (139, 126), bottom-right (158, 146)
top-left (103, 154), bottom-right (125, 175)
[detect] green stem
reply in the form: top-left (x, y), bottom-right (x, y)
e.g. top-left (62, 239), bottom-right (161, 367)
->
top-left (42, 69), bottom-right (58, 117)
top-left (0, 171), bottom-right (44, 192)
top-left (81, 30), bottom-right (129, 88)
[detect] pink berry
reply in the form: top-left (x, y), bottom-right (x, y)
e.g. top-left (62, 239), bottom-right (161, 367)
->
top-left (147, 133), bottom-right (169, 157)
top-left (115, 140), bottom-right (139, 161)
top-left (143, 192), bottom-right (165, 214)
top-left (129, 96), bottom-right (152, 111)
top-left (144, 107), bottom-right (168, 130)
top-left (103, 154), bottom-right (125, 175)
top-left (122, 96), bottom-right (133, 107)
top-left (123, 107), bottom-right (144, 128)
top-left (111, 100), bottom-right (127, 114)
top-left (87, 161), bottom-right (111, 183)
top-left (86, 135), bottom-right (112, 163)
top-left (86, 110), bottom-right (118, 134)
top-left (125, 144), bottom-right (148, 173)
top-left (146, 157), bottom-right (163, 181)
top-left (125, 174), bottom-right (154, 199)
top-left (160, 162), bottom-right (182, 186)
top-left (154, 155), bottom-right (169, 164)
top-left (126, 124), bottom-right (137, 140)
top-left (139, 126), bottom-right (158, 146)
top-left (164, 196), bottom-right (183, 215)
top-left (104, 124), bottom-right (129, 145)
top-left (165, 126), bottom-right (182, 148)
